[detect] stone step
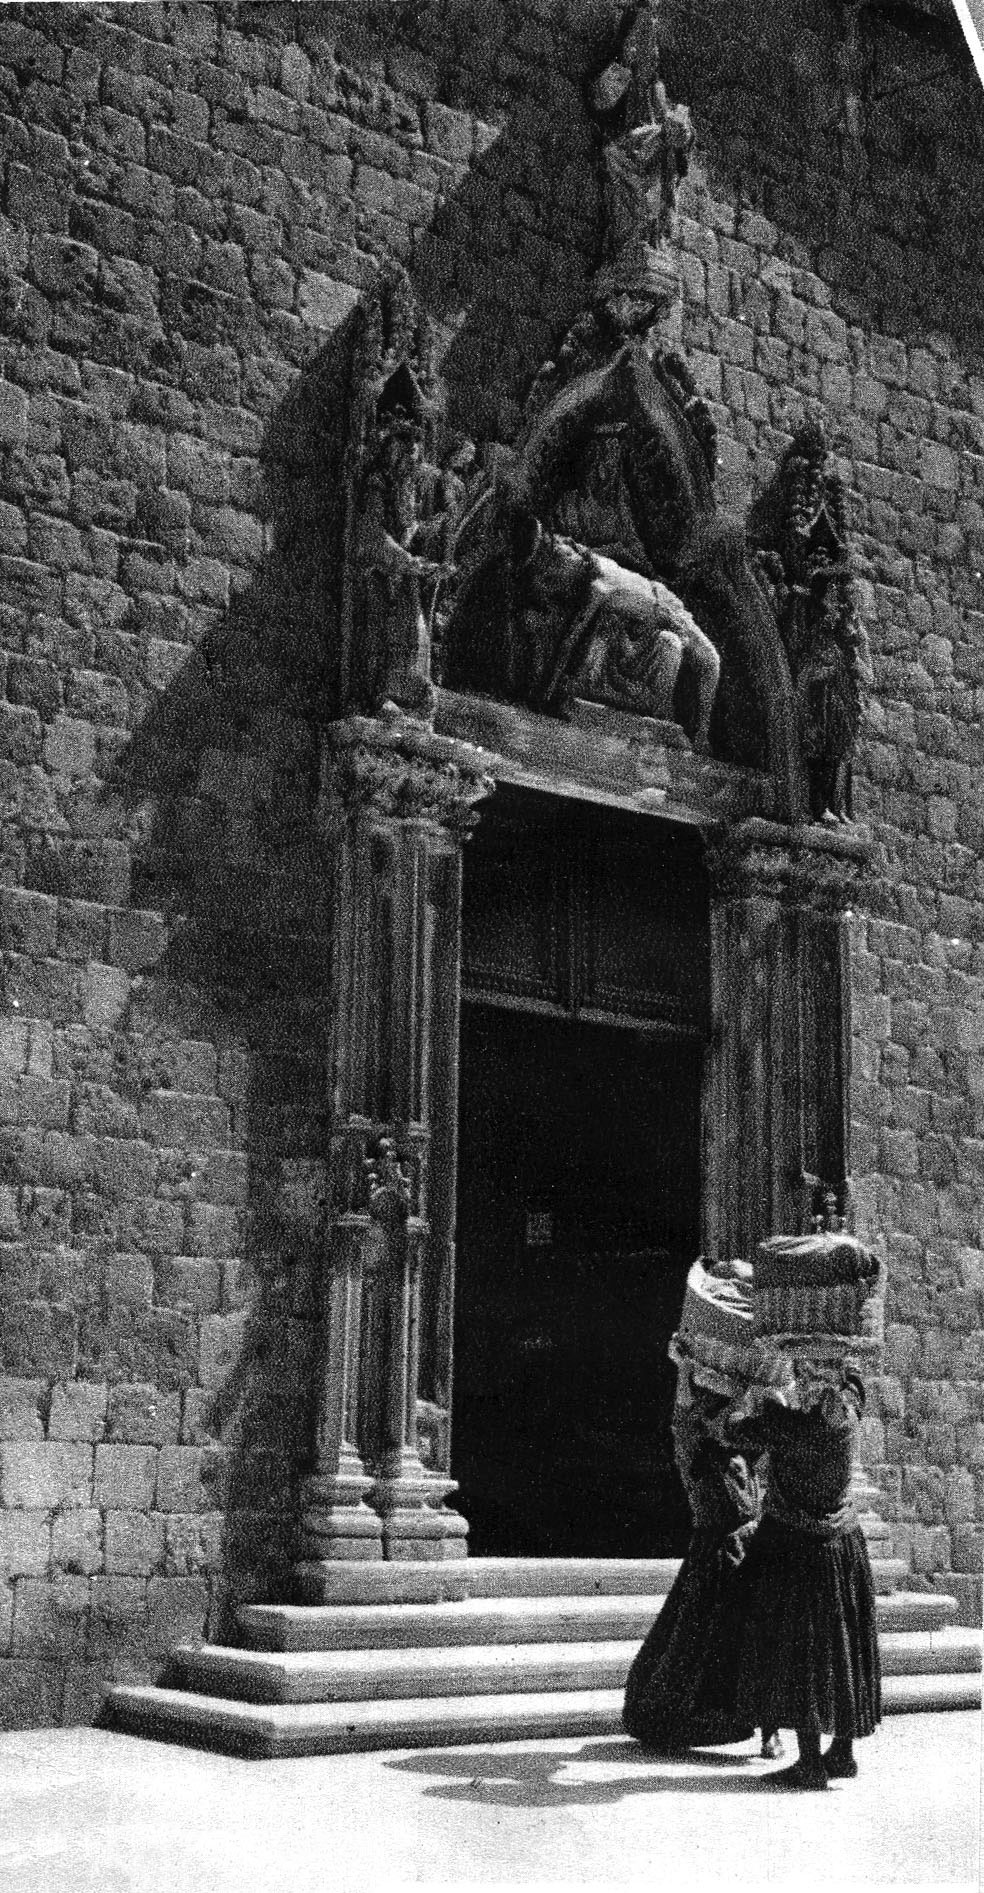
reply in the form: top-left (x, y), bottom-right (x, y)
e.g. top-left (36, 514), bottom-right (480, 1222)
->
top-left (105, 1666), bottom-right (984, 1761)
top-left (294, 1554), bottom-right (909, 1607)
top-left (172, 1622), bottom-right (982, 1706)
top-left (868, 1558), bottom-right (910, 1595)
top-left (879, 1627), bottom-right (983, 1677)
top-left (294, 1557), bottom-right (683, 1606)
top-left (240, 1594), bottom-right (667, 1652)
top-left (107, 1683), bottom-right (626, 1758)
top-left (875, 1591), bottom-right (958, 1634)
top-left (881, 1670), bottom-right (983, 1713)
top-left (239, 1587), bottom-right (959, 1654)
top-left (173, 1639), bottom-right (634, 1704)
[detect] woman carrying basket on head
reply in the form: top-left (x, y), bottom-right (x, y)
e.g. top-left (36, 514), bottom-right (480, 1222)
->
top-left (622, 1259), bottom-right (784, 1757)
top-left (721, 1229), bottom-right (884, 1790)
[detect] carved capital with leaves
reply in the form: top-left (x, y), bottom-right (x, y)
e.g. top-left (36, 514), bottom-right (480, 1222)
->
top-left (322, 713), bottom-right (495, 838)
top-left (707, 816), bottom-right (877, 912)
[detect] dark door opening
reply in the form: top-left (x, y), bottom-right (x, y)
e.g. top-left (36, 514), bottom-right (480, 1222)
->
top-left (451, 791), bottom-right (710, 1559)
top-left (453, 1010), bottom-right (703, 1560)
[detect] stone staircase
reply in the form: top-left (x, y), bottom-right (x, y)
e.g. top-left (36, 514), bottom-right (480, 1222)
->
top-left (105, 1555), bottom-right (983, 1759)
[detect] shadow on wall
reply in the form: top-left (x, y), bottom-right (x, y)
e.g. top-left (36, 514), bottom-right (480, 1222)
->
top-left (106, 22), bottom-right (602, 1636)
top-left (660, 0), bottom-right (984, 359)
top-left (106, 304), bottom-right (359, 1629)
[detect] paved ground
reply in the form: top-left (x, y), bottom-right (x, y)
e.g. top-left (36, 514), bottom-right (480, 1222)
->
top-left (0, 1711), bottom-right (978, 1893)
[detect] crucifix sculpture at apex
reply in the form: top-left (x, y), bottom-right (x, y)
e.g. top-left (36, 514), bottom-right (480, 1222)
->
top-left (589, 0), bottom-right (695, 329)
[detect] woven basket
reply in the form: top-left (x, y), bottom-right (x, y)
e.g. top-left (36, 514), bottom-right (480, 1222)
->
top-left (752, 1232), bottom-right (882, 1343)
top-left (673, 1258), bottom-right (792, 1392)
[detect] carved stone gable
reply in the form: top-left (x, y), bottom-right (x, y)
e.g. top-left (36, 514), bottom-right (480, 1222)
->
top-left (333, 6), bottom-right (870, 834)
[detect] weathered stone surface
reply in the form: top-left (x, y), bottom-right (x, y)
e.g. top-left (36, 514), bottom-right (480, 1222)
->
top-left (106, 1384), bottom-right (181, 1446)
top-left (92, 1445), bottom-right (159, 1511)
top-left (0, 1443), bottom-right (93, 1511)
top-left (11, 1575), bottom-right (90, 1658)
top-left (0, 1381), bottom-right (45, 1442)
top-left (0, 1658), bottom-right (65, 1730)
top-left (0, 0), bottom-right (980, 1727)
top-left (51, 1508), bottom-right (103, 1577)
top-left (0, 1511), bottom-right (51, 1578)
top-left (47, 1381), bottom-right (107, 1442)
top-left (104, 1510), bottom-right (165, 1577)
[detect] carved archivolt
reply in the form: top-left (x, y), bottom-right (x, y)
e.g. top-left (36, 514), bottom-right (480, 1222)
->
top-left (334, 5), bottom-right (870, 832)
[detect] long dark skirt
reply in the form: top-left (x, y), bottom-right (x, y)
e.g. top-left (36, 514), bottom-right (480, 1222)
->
top-left (736, 1516), bottom-right (881, 1737)
top-left (622, 1525), bottom-right (757, 1749)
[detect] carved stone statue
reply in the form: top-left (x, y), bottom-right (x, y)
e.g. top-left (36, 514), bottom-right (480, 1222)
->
top-left (357, 410), bottom-right (450, 713)
top-left (515, 520), bottom-right (720, 746)
top-left (341, 265), bottom-right (481, 715)
top-left (589, 0), bottom-right (694, 328)
top-left (747, 420), bottom-right (873, 822)
top-left (442, 321), bottom-right (725, 749)
top-left (339, 32), bottom-right (815, 813)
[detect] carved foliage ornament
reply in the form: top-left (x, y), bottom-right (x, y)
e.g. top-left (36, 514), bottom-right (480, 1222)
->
top-left (322, 714), bottom-right (494, 836)
top-left (705, 817), bottom-right (876, 910)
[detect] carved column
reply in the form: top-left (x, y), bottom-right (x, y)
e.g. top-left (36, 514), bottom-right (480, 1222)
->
top-left (704, 817), bottom-right (876, 1261)
top-left (299, 713), bottom-right (493, 1576)
top-left (705, 817), bottom-right (891, 1547)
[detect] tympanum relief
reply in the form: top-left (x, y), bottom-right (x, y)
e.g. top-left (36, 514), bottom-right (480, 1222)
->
top-left (337, 0), bottom-right (871, 827)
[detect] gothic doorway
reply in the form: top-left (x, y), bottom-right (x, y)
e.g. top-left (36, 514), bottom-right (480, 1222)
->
top-left (452, 789), bottom-right (710, 1558)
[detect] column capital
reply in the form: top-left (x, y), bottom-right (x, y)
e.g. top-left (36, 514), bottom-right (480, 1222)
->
top-left (706, 816), bottom-right (877, 912)
top-left (321, 711), bottom-right (495, 838)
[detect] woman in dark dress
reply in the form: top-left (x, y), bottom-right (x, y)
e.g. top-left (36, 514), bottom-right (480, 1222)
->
top-left (726, 1358), bottom-right (881, 1790)
top-left (622, 1367), bottom-right (772, 1752)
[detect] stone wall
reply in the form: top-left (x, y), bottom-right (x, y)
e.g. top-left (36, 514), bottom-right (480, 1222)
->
top-left (660, 0), bottom-right (984, 1622)
top-left (0, 0), bottom-right (982, 1724)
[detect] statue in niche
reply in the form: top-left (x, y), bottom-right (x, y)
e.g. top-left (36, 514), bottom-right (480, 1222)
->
top-left (589, 0), bottom-right (694, 328)
top-left (342, 265), bottom-right (478, 714)
top-left (357, 391), bottom-right (447, 714)
top-left (522, 311), bottom-right (718, 575)
top-left (358, 410), bottom-right (480, 709)
top-left (445, 486), bottom-right (720, 746)
top-left (515, 517), bottom-right (719, 744)
top-left (747, 419), bottom-right (873, 822)
top-left (443, 315), bottom-right (723, 747)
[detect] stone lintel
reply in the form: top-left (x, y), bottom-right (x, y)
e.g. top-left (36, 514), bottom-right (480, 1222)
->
top-left (434, 688), bottom-right (775, 826)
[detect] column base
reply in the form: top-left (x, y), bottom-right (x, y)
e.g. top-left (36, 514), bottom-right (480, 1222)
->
top-left (370, 1458), bottom-right (470, 1561)
top-left (381, 1506), bottom-right (470, 1561)
top-left (300, 1469), bottom-right (385, 1562)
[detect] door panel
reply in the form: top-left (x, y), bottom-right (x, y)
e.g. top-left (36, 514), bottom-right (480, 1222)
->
top-left (454, 793), bottom-right (709, 1558)
top-left (461, 788), bottom-right (710, 1033)
top-left (453, 1004), bottom-right (700, 1557)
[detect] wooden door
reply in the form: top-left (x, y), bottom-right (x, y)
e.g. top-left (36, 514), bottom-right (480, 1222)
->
top-left (453, 791), bottom-right (710, 1556)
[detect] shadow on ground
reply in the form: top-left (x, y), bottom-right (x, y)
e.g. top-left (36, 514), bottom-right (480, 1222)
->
top-left (385, 1735), bottom-right (776, 1804)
